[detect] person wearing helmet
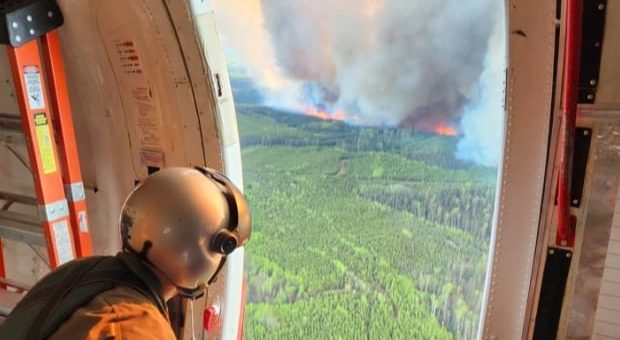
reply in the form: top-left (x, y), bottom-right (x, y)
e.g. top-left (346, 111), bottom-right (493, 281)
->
top-left (0, 167), bottom-right (251, 340)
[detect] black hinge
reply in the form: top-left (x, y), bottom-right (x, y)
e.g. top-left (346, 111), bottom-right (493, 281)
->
top-left (0, 0), bottom-right (63, 47)
top-left (533, 248), bottom-right (573, 340)
top-left (554, 127), bottom-right (592, 208)
top-left (578, 0), bottom-right (607, 103)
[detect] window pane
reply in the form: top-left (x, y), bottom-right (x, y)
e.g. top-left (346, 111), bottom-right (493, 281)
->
top-left (215, 1), bottom-right (505, 338)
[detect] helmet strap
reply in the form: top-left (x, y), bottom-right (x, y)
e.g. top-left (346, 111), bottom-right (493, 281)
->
top-left (175, 283), bottom-right (206, 300)
top-left (208, 256), bottom-right (228, 285)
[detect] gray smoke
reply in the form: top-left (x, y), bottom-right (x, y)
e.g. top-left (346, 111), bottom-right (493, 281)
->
top-left (260, 0), bottom-right (501, 127)
top-left (213, 0), bottom-right (505, 165)
top-left (457, 16), bottom-right (506, 166)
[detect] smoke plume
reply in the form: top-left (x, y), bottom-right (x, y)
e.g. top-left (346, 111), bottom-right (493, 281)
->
top-left (213, 0), bottom-right (505, 167)
top-left (456, 17), bottom-right (506, 167)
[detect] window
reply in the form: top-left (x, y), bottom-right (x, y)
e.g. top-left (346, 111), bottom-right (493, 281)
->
top-left (214, 0), bottom-right (506, 338)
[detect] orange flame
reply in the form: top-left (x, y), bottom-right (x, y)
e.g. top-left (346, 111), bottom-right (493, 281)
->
top-left (305, 107), bottom-right (346, 121)
top-left (433, 123), bottom-right (458, 136)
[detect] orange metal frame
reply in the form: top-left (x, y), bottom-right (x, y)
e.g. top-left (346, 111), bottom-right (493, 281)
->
top-left (4, 36), bottom-right (82, 268)
top-left (41, 31), bottom-right (93, 257)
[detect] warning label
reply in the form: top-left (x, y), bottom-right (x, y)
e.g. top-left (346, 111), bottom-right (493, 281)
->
top-left (79, 211), bottom-right (89, 233)
top-left (24, 65), bottom-right (45, 110)
top-left (111, 40), bottom-right (164, 151)
top-left (34, 113), bottom-right (57, 174)
top-left (52, 220), bottom-right (75, 265)
top-left (115, 40), bottom-right (144, 75)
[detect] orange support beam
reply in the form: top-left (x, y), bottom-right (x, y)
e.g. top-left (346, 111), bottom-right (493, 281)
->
top-left (41, 30), bottom-right (93, 257)
top-left (7, 39), bottom-right (76, 268)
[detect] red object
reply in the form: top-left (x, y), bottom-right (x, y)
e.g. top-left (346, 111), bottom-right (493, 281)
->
top-left (557, 0), bottom-right (583, 247)
top-left (203, 306), bottom-right (219, 331)
top-left (41, 31), bottom-right (93, 257)
top-left (238, 278), bottom-right (247, 340)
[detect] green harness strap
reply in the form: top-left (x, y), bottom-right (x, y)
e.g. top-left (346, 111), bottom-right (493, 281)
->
top-left (0, 253), bottom-right (167, 340)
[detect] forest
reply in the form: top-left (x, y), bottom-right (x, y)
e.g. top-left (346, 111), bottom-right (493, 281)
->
top-left (236, 103), bottom-right (498, 339)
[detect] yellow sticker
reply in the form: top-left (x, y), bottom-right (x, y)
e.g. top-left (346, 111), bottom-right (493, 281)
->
top-left (34, 113), bottom-right (57, 174)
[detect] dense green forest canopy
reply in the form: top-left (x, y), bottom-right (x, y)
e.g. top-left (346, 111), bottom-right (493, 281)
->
top-left (237, 101), bottom-right (498, 339)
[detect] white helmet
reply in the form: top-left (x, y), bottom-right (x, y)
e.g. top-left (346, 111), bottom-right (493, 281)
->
top-left (120, 167), bottom-right (251, 298)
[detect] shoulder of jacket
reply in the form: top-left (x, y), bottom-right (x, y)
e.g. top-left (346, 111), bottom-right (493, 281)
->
top-left (92, 286), bottom-right (160, 309)
top-left (51, 286), bottom-right (176, 340)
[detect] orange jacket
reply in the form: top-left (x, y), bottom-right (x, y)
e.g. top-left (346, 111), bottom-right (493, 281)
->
top-left (50, 286), bottom-right (176, 340)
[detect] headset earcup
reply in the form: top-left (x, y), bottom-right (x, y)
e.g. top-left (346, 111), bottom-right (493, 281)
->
top-left (212, 230), bottom-right (239, 255)
top-left (194, 167), bottom-right (243, 254)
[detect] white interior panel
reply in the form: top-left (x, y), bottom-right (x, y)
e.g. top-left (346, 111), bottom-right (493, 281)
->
top-left (479, 0), bottom-right (556, 338)
top-left (597, 0), bottom-right (620, 105)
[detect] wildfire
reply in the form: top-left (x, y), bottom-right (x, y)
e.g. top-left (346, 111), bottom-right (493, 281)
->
top-left (433, 123), bottom-right (458, 137)
top-left (305, 107), bottom-right (347, 121)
